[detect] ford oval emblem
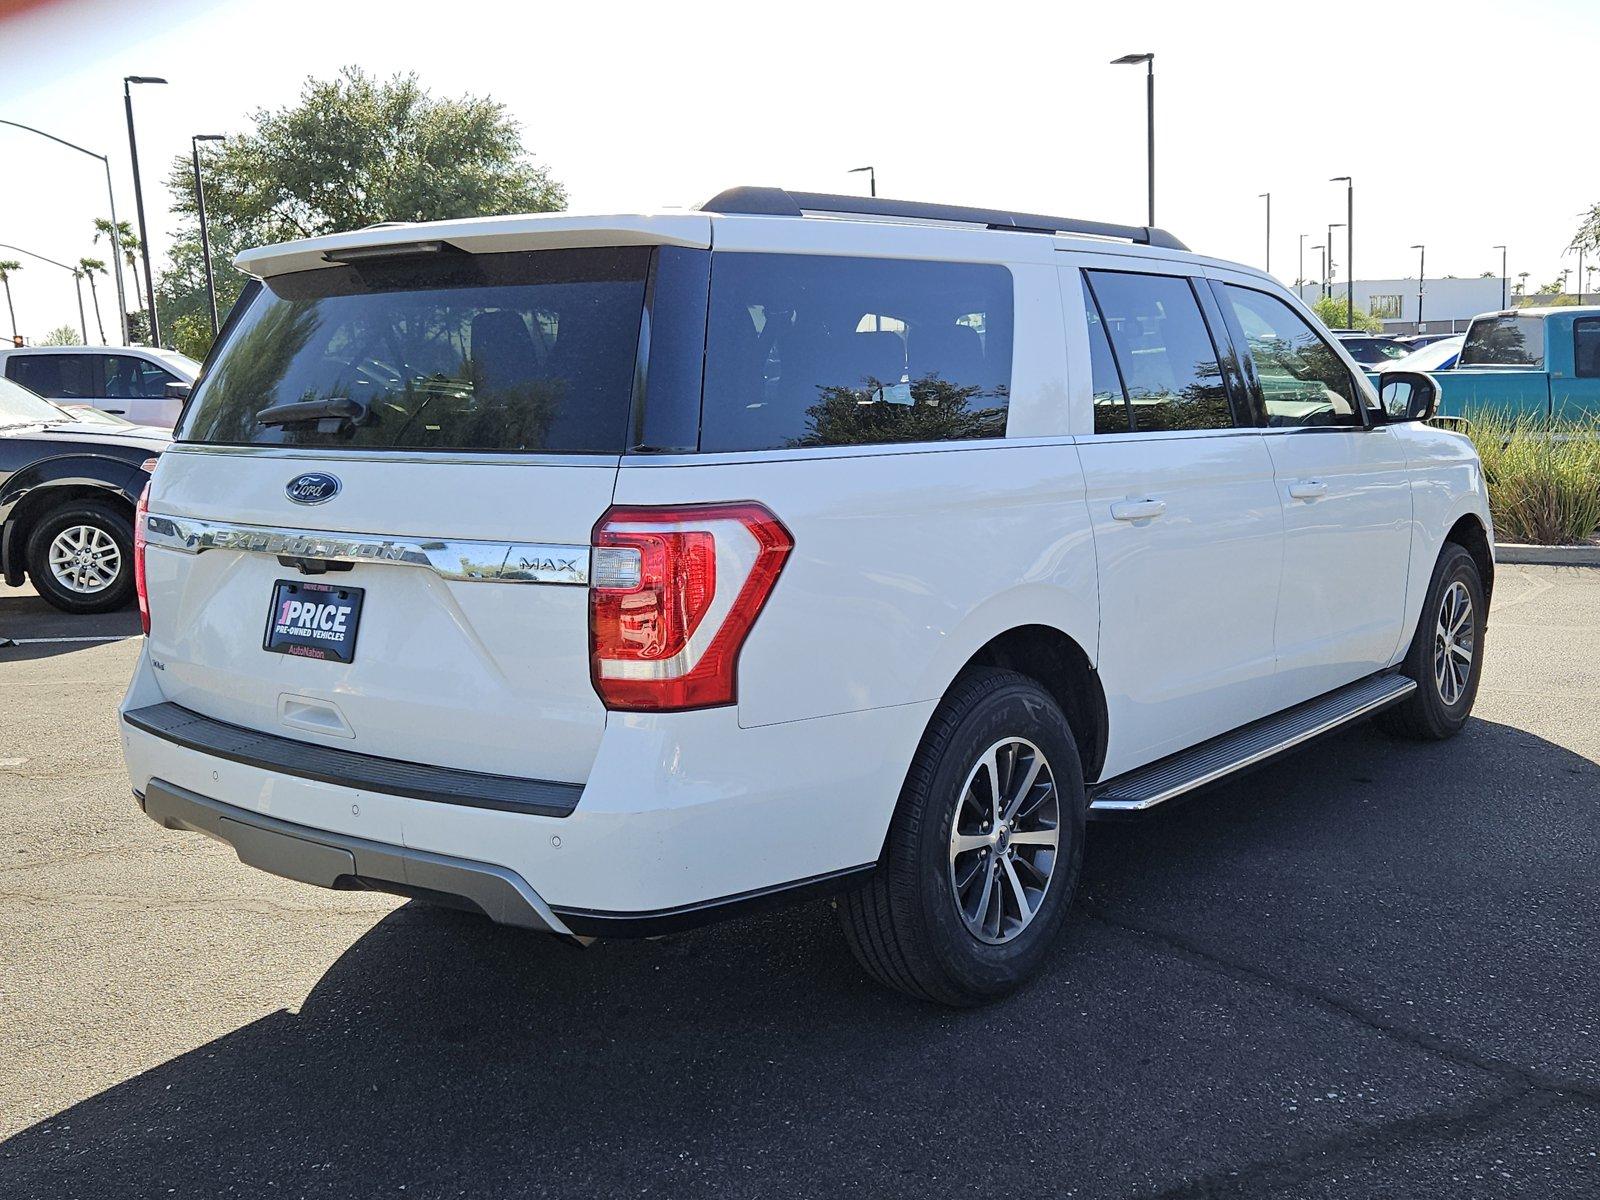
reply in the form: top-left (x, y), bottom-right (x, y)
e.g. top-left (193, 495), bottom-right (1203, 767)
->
top-left (285, 472), bottom-right (341, 505)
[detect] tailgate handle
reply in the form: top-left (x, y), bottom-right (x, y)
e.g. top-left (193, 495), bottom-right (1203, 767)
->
top-left (278, 695), bottom-right (355, 740)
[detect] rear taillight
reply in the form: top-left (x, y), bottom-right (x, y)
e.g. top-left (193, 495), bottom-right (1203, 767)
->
top-left (133, 483), bottom-right (150, 636)
top-left (589, 502), bottom-right (792, 712)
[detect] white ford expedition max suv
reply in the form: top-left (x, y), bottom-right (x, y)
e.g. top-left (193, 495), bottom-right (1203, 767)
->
top-left (121, 188), bottom-right (1492, 1005)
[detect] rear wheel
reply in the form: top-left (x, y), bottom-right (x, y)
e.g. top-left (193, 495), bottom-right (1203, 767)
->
top-left (25, 500), bottom-right (136, 615)
top-left (839, 669), bottom-right (1085, 1006)
top-left (1377, 542), bottom-right (1485, 740)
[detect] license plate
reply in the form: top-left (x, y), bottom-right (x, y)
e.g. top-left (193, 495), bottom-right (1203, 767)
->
top-left (263, 579), bottom-right (364, 663)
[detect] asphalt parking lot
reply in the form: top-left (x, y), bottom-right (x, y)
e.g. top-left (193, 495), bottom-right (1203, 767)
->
top-left (1, 566), bottom-right (1596, 1199)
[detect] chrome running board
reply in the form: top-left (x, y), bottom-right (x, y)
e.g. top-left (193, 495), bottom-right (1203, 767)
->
top-left (1089, 673), bottom-right (1417, 815)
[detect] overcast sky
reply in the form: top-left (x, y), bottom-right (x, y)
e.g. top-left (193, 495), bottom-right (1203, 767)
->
top-left (2, 0), bottom-right (1597, 339)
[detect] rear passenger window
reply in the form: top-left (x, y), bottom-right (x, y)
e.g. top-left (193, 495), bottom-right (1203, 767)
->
top-left (1082, 276), bottom-right (1132, 433)
top-left (699, 253), bottom-right (1013, 452)
top-left (1574, 318), bottom-right (1600, 378)
top-left (103, 355), bottom-right (178, 400)
top-left (1083, 271), bottom-right (1233, 431)
top-left (6, 354), bottom-right (94, 400)
top-left (1221, 285), bottom-right (1360, 428)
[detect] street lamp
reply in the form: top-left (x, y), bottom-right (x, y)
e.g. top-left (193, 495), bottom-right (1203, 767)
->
top-left (124, 75), bottom-right (167, 345)
top-left (1111, 53), bottom-right (1155, 226)
top-left (847, 165), bottom-right (876, 197)
top-left (1258, 192), bottom-right (1271, 273)
top-left (1493, 245), bottom-right (1508, 309)
top-left (1327, 223), bottom-right (1345, 304)
top-left (1331, 176), bottom-right (1353, 328)
top-left (1411, 244), bottom-right (1425, 332)
top-left (192, 134), bottom-right (225, 336)
top-left (1312, 243), bottom-right (1325, 300)
top-left (0, 242), bottom-right (87, 341)
top-left (0, 119), bottom-right (129, 344)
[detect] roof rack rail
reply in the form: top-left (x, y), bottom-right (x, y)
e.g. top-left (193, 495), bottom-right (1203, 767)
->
top-left (699, 186), bottom-right (1189, 252)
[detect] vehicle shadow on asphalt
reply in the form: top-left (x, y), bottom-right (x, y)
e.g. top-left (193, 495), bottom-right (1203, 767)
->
top-left (0, 588), bottom-right (139, 662)
top-left (1, 717), bottom-right (1595, 1198)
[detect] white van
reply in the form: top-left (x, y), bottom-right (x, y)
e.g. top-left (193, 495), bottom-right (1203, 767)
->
top-left (121, 188), bottom-right (1493, 1004)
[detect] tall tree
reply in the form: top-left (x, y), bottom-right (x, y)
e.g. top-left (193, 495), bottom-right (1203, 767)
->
top-left (0, 260), bottom-right (18, 342)
top-left (41, 324), bottom-right (80, 346)
top-left (156, 67), bottom-right (565, 359)
top-left (79, 258), bottom-right (108, 343)
top-left (93, 218), bottom-right (144, 330)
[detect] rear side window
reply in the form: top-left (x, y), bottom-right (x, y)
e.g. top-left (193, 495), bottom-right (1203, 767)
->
top-left (1082, 277), bottom-right (1132, 433)
top-left (699, 253), bottom-right (1013, 452)
top-left (7, 354), bottom-right (94, 400)
top-left (1083, 271), bottom-right (1234, 432)
top-left (178, 247), bottom-right (650, 453)
top-left (1460, 315), bottom-right (1544, 367)
top-left (1572, 318), bottom-right (1600, 378)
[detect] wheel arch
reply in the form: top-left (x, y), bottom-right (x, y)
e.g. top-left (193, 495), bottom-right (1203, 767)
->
top-left (2, 475), bottom-right (139, 586)
top-left (1444, 512), bottom-right (1494, 611)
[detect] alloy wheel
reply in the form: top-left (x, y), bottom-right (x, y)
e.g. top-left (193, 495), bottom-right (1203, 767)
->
top-left (947, 737), bottom-right (1060, 945)
top-left (1433, 579), bottom-right (1475, 706)
top-left (47, 524), bottom-right (121, 595)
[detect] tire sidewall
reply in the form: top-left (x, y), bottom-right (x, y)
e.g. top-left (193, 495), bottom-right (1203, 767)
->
top-left (25, 501), bottom-right (135, 614)
top-left (1415, 545), bottom-right (1485, 733)
top-left (911, 679), bottom-right (1085, 999)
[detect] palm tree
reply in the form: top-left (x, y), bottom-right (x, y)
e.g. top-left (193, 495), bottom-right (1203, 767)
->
top-left (0, 260), bottom-right (19, 343)
top-left (79, 258), bottom-right (108, 343)
top-left (93, 217), bottom-right (143, 330)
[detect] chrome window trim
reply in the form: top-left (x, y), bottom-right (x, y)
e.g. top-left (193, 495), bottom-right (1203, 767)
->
top-left (141, 513), bottom-right (589, 586)
top-left (162, 443), bottom-right (622, 470)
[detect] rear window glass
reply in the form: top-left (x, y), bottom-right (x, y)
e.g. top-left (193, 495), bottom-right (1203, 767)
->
top-left (7, 354), bottom-right (95, 400)
top-left (1459, 315), bottom-right (1544, 367)
top-left (699, 253), bottom-right (1013, 452)
top-left (177, 247), bottom-right (650, 453)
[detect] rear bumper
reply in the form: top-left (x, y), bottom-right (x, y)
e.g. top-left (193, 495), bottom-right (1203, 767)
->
top-left (120, 644), bottom-right (932, 927)
top-left (138, 778), bottom-right (574, 936)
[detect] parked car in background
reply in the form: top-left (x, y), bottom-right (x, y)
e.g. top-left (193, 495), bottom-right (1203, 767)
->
top-left (0, 345), bottom-right (199, 429)
top-left (1332, 331), bottom-right (1412, 365)
top-left (1431, 307), bottom-right (1600, 420)
top-left (1379, 335), bottom-right (1464, 375)
top-left (122, 188), bottom-right (1491, 1005)
top-left (1396, 332), bottom-right (1459, 350)
top-left (0, 375), bottom-right (166, 613)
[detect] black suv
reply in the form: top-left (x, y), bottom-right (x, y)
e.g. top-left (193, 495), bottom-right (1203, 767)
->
top-left (0, 377), bottom-right (166, 614)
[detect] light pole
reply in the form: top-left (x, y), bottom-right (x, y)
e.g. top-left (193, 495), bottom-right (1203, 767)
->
top-left (847, 165), bottom-right (876, 197)
top-left (1258, 192), bottom-right (1271, 273)
top-left (1494, 245), bottom-right (1508, 309)
top-left (1312, 244), bottom-right (1325, 301)
top-left (192, 134), bottom-right (225, 336)
top-left (0, 242), bottom-right (86, 340)
top-left (0, 119), bottom-right (129, 345)
top-left (1577, 248), bottom-right (1586, 306)
top-left (1111, 53), bottom-right (1155, 226)
top-left (1411, 244), bottom-right (1425, 332)
top-left (124, 75), bottom-right (167, 346)
top-left (1327, 223), bottom-right (1345, 305)
top-left (1298, 233), bottom-right (1307, 293)
top-left (1331, 176), bottom-right (1353, 328)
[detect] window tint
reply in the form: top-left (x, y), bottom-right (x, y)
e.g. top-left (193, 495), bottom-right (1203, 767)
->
top-left (1573, 318), bottom-right (1600, 378)
top-left (1081, 276), bottom-right (1131, 433)
top-left (1223, 285), bottom-right (1359, 428)
top-left (6, 354), bottom-right (94, 400)
top-left (1082, 271), bottom-right (1233, 431)
top-left (699, 253), bottom-right (1012, 452)
top-left (178, 247), bottom-right (650, 452)
top-left (1459, 315), bottom-right (1544, 367)
top-left (103, 355), bottom-right (177, 399)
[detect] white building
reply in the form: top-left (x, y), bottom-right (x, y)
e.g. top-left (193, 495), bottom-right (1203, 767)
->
top-left (1292, 277), bottom-right (1507, 334)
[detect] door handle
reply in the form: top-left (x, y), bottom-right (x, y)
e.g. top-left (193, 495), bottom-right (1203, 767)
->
top-left (1110, 498), bottom-right (1167, 522)
top-left (1288, 480), bottom-right (1329, 501)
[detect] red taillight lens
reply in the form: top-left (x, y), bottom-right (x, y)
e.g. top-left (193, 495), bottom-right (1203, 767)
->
top-left (589, 502), bottom-right (792, 711)
top-left (133, 483), bottom-right (151, 636)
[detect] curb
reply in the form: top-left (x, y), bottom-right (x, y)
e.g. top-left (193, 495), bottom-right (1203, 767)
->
top-left (1495, 542), bottom-right (1600, 566)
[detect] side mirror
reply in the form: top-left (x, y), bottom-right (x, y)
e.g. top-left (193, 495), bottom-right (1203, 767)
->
top-left (1377, 370), bottom-right (1438, 423)
top-left (164, 381), bottom-right (193, 401)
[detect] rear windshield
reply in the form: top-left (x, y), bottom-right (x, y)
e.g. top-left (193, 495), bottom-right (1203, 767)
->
top-left (178, 247), bottom-right (649, 453)
top-left (1459, 315), bottom-right (1544, 368)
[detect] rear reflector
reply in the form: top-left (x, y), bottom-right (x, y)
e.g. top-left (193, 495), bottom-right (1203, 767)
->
top-left (589, 502), bottom-right (792, 711)
top-left (133, 484), bottom-right (151, 636)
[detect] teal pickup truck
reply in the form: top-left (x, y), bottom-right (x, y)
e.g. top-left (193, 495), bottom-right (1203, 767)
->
top-left (1418, 307), bottom-right (1600, 421)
